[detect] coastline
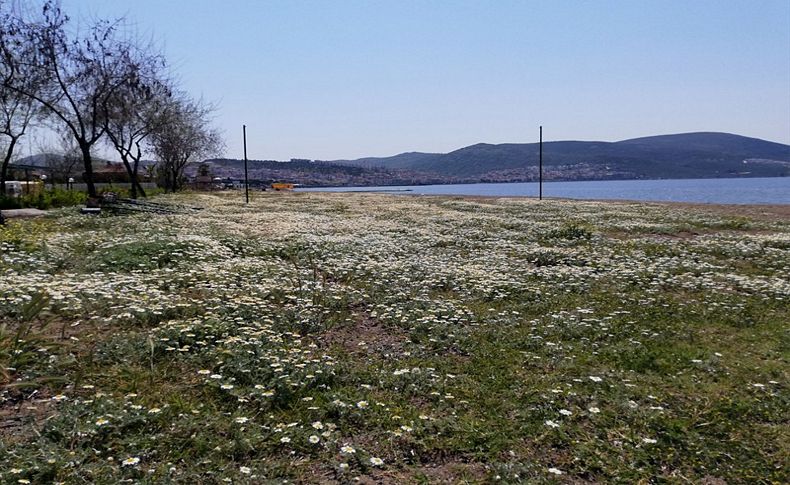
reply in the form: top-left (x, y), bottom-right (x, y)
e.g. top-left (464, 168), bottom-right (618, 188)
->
top-left (297, 190), bottom-right (790, 220)
top-left (297, 177), bottom-right (790, 207)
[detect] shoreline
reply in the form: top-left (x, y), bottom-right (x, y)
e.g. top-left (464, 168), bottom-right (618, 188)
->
top-left (296, 176), bottom-right (790, 207)
top-left (297, 191), bottom-right (790, 220)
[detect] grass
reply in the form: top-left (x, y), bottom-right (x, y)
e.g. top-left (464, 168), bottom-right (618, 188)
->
top-left (1, 192), bottom-right (788, 483)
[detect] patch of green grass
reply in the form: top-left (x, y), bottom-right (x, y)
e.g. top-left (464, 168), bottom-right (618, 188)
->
top-left (546, 221), bottom-right (594, 241)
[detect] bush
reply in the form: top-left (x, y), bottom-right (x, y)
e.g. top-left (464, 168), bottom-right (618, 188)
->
top-left (1, 188), bottom-right (88, 210)
top-left (547, 222), bottom-right (593, 240)
top-left (0, 194), bottom-right (23, 210)
top-left (30, 188), bottom-right (88, 209)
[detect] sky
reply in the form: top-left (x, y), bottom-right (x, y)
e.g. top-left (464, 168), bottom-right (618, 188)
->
top-left (47, 0), bottom-right (790, 161)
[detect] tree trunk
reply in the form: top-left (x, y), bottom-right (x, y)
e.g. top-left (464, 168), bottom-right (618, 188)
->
top-left (80, 142), bottom-right (97, 197)
top-left (132, 159), bottom-right (146, 198)
top-left (133, 177), bottom-right (146, 198)
top-left (1, 136), bottom-right (19, 196)
top-left (119, 154), bottom-right (138, 199)
top-left (163, 165), bottom-right (173, 193)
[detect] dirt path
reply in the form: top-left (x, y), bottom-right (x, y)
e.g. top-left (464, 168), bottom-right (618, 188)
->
top-left (1, 208), bottom-right (48, 219)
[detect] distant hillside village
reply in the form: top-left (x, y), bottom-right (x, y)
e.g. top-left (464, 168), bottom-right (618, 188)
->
top-left (4, 154), bottom-right (452, 195)
top-left (4, 157), bottom-right (301, 194)
top-left (177, 132), bottom-right (790, 188)
top-left (5, 132), bottom-right (790, 197)
top-left (177, 133), bottom-right (790, 188)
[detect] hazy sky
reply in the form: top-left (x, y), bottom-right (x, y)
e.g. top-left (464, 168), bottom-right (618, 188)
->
top-left (55, 0), bottom-right (790, 160)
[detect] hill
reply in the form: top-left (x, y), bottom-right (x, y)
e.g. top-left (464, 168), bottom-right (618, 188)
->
top-left (16, 132), bottom-right (789, 187)
top-left (332, 151), bottom-right (441, 170)
top-left (336, 132), bottom-right (790, 181)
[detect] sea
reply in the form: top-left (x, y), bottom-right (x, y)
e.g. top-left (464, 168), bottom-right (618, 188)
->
top-left (299, 177), bottom-right (790, 205)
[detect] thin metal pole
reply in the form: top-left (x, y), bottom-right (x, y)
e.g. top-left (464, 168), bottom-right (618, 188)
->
top-left (243, 125), bottom-right (249, 204)
top-left (539, 125), bottom-right (543, 200)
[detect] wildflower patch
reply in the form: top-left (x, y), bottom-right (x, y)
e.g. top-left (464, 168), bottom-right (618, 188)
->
top-left (0, 192), bottom-right (787, 483)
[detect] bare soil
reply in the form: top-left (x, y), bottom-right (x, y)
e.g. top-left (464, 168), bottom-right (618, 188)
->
top-left (321, 311), bottom-right (408, 359)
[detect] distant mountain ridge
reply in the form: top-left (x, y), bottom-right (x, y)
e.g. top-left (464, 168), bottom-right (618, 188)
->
top-left (15, 132), bottom-right (790, 186)
top-left (333, 132), bottom-right (790, 180)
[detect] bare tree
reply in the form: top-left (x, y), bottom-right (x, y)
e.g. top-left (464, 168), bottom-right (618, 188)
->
top-left (0, 1), bottom-right (43, 194)
top-left (0, 1), bottom-right (154, 197)
top-left (102, 74), bottom-right (170, 199)
top-left (0, 84), bottom-right (38, 194)
top-left (151, 95), bottom-right (224, 192)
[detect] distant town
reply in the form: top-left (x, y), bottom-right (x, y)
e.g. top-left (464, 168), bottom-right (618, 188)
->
top-left (7, 132), bottom-right (789, 194)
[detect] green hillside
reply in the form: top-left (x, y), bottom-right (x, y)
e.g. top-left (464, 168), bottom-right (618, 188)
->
top-left (338, 132), bottom-right (790, 179)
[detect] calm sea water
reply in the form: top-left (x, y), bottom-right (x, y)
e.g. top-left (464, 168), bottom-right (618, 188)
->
top-left (300, 177), bottom-right (790, 205)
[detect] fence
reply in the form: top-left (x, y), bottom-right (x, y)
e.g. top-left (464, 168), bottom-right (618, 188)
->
top-left (50, 182), bottom-right (158, 192)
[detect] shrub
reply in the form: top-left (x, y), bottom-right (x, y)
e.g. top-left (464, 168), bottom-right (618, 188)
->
top-left (1, 188), bottom-right (88, 210)
top-left (547, 222), bottom-right (593, 240)
top-left (0, 194), bottom-right (22, 210)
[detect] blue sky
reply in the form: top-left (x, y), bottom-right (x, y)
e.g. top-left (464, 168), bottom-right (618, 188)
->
top-left (58, 0), bottom-right (790, 160)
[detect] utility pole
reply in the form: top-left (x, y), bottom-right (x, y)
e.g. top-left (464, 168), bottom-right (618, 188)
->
top-left (243, 125), bottom-right (249, 204)
top-left (539, 125), bottom-right (543, 200)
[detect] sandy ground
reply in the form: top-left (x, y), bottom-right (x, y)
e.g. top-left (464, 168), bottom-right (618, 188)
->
top-left (424, 194), bottom-right (790, 221)
top-left (576, 198), bottom-right (790, 221)
top-left (642, 202), bottom-right (790, 221)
